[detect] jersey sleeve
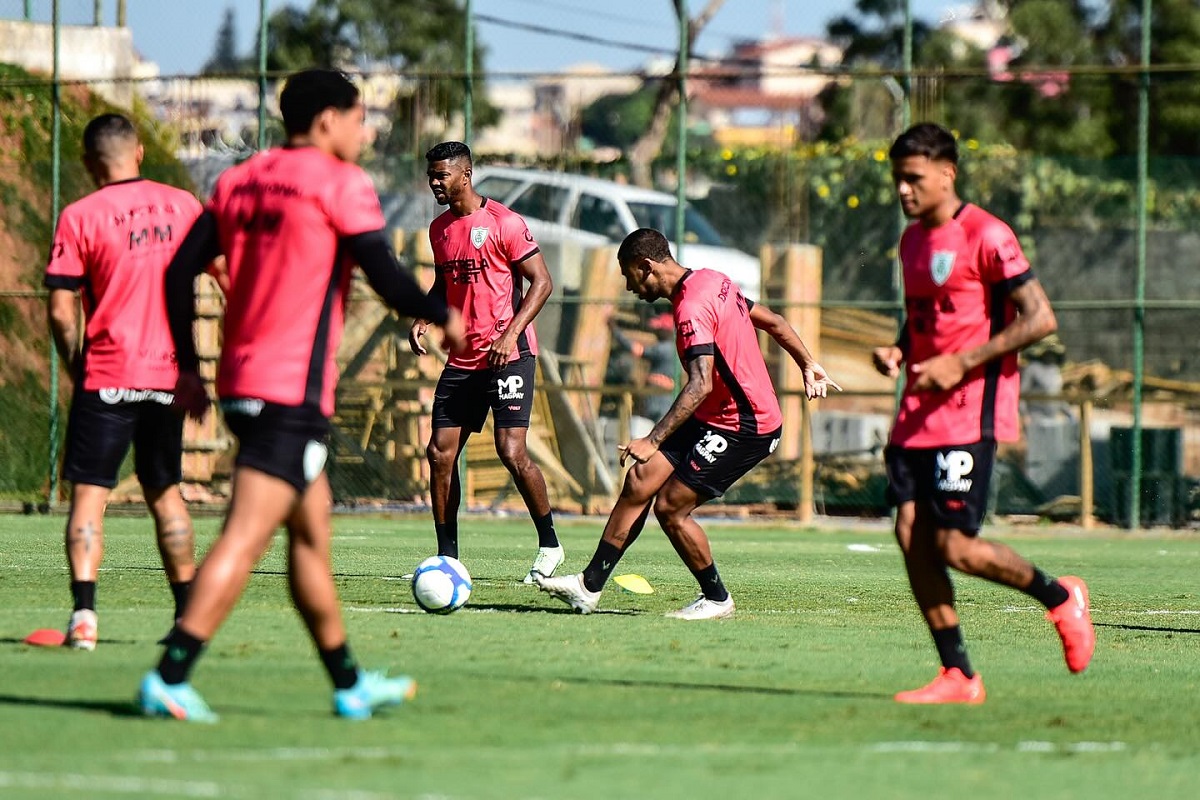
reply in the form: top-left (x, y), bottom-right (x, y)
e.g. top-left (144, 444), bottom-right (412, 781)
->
top-left (980, 220), bottom-right (1031, 284)
top-left (43, 206), bottom-right (86, 290)
top-left (676, 289), bottom-right (718, 362)
top-left (326, 165), bottom-right (386, 238)
top-left (500, 208), bottom-right (539, 263)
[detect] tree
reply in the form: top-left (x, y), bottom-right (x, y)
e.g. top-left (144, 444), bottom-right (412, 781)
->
top-left (202, 7), bottom-right (244, 75)
top-left (580, 88), bottom-right (658, 151)
top-left (627, 0), bottom-right (726, 188)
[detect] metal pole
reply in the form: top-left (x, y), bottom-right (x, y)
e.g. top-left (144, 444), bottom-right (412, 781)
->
top-left (117, 0), bottom-right (126, 27)
top-left (1130, 0), bottom-right (1151, 528)
top-left (24, 0), bottom-right (32, 21)
top-left (674, 2), bottom-right (689, 267)
top-left (901, 0), bottom-right (912, 128)
top-left (892, 0), bottom-right (914, 415)
top-left (464, 0), bottom-right (474, 145)
top-left (94, 0), bottom-right (103, 26)
top-left (257, 0), bottom-right (268, 150)
top-left (48, 0), bottom-right (62, 507)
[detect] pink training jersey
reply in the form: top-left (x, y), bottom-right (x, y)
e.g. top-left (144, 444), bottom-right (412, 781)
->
top-left (672, 268), bottom-right (782, 434)
top-left (430, 198), bottom-right (540, 370)
top-left (44, 178), bottom-right (203, 392)
top-left (207, 147), bottom-right (386, 417)
top-left (891, 203), bottom-right (1032, 447)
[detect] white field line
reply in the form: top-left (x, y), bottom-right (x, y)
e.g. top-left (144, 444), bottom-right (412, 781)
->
top-left (869, 741), bottom-right (1128, 755)
top-left (0, 770), bottom-right (406, 800)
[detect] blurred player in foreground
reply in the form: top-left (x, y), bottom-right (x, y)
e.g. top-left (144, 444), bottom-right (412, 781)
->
top-left (138, 68), bottom-right (463, 722)
top-left (45, 113), bottom-right (206, 650)
top-left (875, 123), bottom-right (1094, 704)
top-left (536, 228), bottom-right (838, 619)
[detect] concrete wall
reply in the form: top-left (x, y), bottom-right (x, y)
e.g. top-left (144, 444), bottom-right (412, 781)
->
top-left (0, 20), bottom-right (136, 105)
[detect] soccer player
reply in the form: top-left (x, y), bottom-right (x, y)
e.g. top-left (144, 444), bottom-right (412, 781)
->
top-left (45, 113), bottom-right (203, 650)
top-left (137, 69), bottom-right (464, 722)
top-left (409, 141), bottom-right (563, 583)
top-left (535, 228), bottom-right (838, 619)
top-left (874, 123), bottom-right (1094, 704)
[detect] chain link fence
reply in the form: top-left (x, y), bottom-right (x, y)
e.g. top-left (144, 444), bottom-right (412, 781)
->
top-left (0, 2), bottom-right (1196, 528)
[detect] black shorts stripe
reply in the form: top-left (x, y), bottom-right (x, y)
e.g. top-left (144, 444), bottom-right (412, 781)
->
top-left (305, 248), bottom-right (345, 410)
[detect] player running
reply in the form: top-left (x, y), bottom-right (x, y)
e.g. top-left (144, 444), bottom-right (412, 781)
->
top-left (45, 113), bottom-right (206, 650)
top-left (535, 228), bottom-right (838, 619)
top-left (137, 69), bottom-right (463, 722)
top-left (410, 141), bottom-right (563, 583)
top-left (876, 123), bottom-right (1094, 704)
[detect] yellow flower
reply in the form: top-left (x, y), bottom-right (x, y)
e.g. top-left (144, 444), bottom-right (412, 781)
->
top-left (847, 195), bottom-right (860, 209)
top-left (721, 148), bottom-right (734, 161)
top-left (816, 185), bottom-right (831, 198)
top-left (966, 139), bottom-right (979, 150)
top-left (873, 149), bottom-right (887, 162)
top-left (725, 164), bottom-right (738, 176)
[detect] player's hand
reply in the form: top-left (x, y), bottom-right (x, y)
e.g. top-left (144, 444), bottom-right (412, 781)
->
top-left (409, 319), bottom-right (429, 356)
top-left (440, 309), bottom-right (466, 354)
top-left (488, 330), bottom-right (518, 370)
top-left (172, 371), bottom-right (209, 421)
top-left (910, 353), bottom-right (967, 391)
top-left (619, 437), bottom-right (658, 467)
top-left (803, 362), bottom-right (842, 399)
top-left (872, 346), bottom-right (904, 378)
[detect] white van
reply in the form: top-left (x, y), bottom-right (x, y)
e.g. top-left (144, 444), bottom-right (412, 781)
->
top-left (473, 166), bottom-right (761, 301)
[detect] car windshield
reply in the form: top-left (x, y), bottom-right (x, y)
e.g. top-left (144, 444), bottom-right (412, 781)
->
top-left (627, 201), bottom-right (725, 247)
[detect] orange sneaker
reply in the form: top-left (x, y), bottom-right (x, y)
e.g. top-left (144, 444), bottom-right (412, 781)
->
top-left (894, 668), bottom-right (986, 705)
top-left (1046, 575), bottom-right (1094, 674)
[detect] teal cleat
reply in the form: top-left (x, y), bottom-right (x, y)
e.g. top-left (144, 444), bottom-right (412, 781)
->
top-left (138, 670), bottom-right (219, 723)
top-left (333, 670), bottom-right (418, 720)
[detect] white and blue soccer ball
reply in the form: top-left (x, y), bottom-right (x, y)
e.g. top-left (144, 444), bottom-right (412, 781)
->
top-left (411, 555), bottom-right (473, 614)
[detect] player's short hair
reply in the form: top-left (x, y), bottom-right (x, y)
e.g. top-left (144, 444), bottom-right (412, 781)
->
top-left (889, 123), bottom-right (958, 165)
top-left (425, 141), bottom-right (473, 165)
top-left (82, 113), bottom-right (138, 160)
top-left (618, 228), bottom-right (672, 265)
top-left (279, 69), bottom-right (360, 137)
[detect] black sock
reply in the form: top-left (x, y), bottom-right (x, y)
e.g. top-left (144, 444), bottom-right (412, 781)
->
top-left (157, 627), bottom-right (206, 685)
top-left (691, 563), bottom-right (729, 602)
top-left (1023, 567), bottom-right (1071, 609)
top-left (533, 512), bottom-right (559, 549)
top-left (170, 581), bottom-right (192, 622)
top-left (435, 521), bottom-right (458, 559)
top-left (319, 642), bottom-right (360, 690)
top-left (931, 626), bottom-right (974, 678)
top-left (582, 541), bottom-right (622, 593)
top-left (71, 580), bottom-right (96, 612)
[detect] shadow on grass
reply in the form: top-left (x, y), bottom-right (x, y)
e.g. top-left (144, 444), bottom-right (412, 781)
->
top-left (463, 603), bottom-right (640, 616)
top-left (0, 692), bottom-right (142, 717)
top-left (1094, 622), bottom-right (1200, 635)
top-left (486, 672), bottom-right (887, 700)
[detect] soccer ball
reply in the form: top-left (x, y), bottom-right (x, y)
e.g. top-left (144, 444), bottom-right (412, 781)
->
top-left (411, 555), bottom-right (473, 614)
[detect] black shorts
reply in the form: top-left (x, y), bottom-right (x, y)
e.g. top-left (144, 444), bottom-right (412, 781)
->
top-left (62, 389), bottom-right (182, 490)
top-left (885, 440), bottom-right (996, 533)
top-left (432, 355), bottom-right (537, 433)
top-left (659, 417), bottom-right (782, 498)
top-left (221, 399), bottom-right (331, 493)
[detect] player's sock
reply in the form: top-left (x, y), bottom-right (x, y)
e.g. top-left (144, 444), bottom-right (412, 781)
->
top-left (1022, 567), bottom-right (1071, 609)
top-left (156, 627), bottom-right (206, 685)
top-left (533, 512), bottom-right (559, 549)
top-left (435, 522), bottom-right (458, 559)
top-left (71, 580), bottom-right (96, 611)
top-left (170, 581), bottom-right (192, 621)
top-left (319, 642), bottom-right (360, 690)
top-left (931, 625), bottom-right (974, 678)
top-left (690, 563), bottom-right (729, 602)
top-left (582, 541), bottom-right (622, 593)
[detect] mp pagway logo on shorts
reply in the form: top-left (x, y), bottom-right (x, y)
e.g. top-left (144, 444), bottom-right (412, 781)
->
top-left (935, 450), bottom-right (974, 492)
top-left (497, 374), bottom-right (525, 401)
top-left (693, 430), bottom-right (728, 464)
top-left (470, 226), bottom-right (489, 249)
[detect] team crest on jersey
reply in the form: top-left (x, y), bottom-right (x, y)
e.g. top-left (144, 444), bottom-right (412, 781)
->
top-left (470, 226), bottom-right (489, 249)
top-left (930, 251), bottom-right (956, 286)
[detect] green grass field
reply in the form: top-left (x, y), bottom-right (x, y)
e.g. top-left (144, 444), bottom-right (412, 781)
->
top-left (1, 513), bottom-right (1197, 799)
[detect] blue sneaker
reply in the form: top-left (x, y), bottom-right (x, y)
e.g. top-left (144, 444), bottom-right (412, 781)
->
top-left (333, 670), bottom-right (417, 720)
top-left (138, 670), bottom-right (219, 723)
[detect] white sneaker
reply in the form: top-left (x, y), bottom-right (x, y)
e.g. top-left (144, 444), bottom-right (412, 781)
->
top-left (523, 546), bottom-right (565, 584)
top-left (666, 594), bottom-right (735, 620)
top-left (533, 572), bottom-right (600, 614)
top-left (66, 609), bottom-right (98, 650)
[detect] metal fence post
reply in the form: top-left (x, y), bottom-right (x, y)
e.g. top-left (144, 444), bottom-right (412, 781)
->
top-left (1130, 0), bottom-right (1151, 528)
top-left (48, 0), bottom-right (62, 507)
top-left (464, 0), bottom-right (474, 145)
top-left (257, 0), bottom-right (268, 151)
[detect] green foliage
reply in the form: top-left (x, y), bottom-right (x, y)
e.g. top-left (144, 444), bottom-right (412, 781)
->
top-left (202, 6), bottom-right (246, 75)
top-left (0, 369), bottom-right (58, 499)
top-left (580, 87), bottom-right (660, 151)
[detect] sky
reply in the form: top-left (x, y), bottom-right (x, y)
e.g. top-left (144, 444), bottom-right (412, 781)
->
top-left (36, 0), bottom-right (966, 76)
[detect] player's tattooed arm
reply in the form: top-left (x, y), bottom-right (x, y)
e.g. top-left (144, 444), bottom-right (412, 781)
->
top-left (47, 288), bottom-right (81, 376)
top-left (748, 302), bottom-right (840, 398)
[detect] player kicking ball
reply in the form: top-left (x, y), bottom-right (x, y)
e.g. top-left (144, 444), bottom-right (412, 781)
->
top-left (535, 228), bottom-right (837, 619)
top-left (877, 123), bottom-right (1094, 704)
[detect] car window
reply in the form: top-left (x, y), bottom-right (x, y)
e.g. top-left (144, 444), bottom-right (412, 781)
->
top-left (473, 176), bottom-right (525, 203)
top-left (572, 193), bottom-right (625, 240)
top-left (627, 201), bottom-right (725, 246)
top-left (508, 182), bottom-right (570, 224)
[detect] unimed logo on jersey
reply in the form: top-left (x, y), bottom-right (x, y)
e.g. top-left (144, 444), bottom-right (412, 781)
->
top-left (693, 431), bottom-right (728, 464)
top-left (497, 374), bottom-right (525, 401)
top-left (935, 450), bottom-right (974, 492)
